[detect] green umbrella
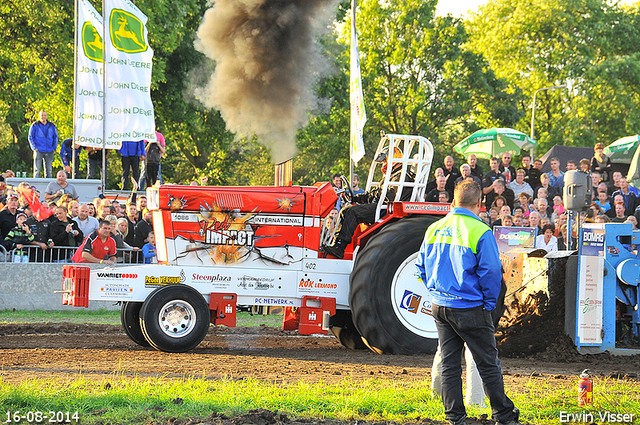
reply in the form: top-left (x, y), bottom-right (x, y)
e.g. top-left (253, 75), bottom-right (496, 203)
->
top-left (603, 135), bottom-right (640, 164)
top-left (453, 128), bottom-right (537, 160)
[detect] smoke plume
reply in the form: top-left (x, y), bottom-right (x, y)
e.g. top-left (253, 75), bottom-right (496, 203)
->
top-left (195, 0), bottom-right (339, 163)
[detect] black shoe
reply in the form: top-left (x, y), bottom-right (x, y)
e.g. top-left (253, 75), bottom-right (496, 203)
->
top-left (322, 239), bottom-right (346, 259)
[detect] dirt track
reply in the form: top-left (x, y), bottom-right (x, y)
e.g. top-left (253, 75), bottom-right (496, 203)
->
top-left (1, 324), bottom-right (639, 424)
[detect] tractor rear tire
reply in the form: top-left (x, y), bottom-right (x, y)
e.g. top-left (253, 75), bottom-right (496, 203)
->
top-left (139, 285), bottom-right (210, 353)
top-left (349, 215), bottom-right (439, 355)
top-left (121, 301), bottom-right (151, 347)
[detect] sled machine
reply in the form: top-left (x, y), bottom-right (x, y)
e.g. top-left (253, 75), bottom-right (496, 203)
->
top-left (62, 133), bottom-right (452, 354)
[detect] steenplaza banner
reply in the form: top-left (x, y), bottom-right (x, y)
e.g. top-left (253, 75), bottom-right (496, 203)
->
top-left (74, 0), bottom-right (105, 148)
top-left (103, 0), bottom-right (156, 147)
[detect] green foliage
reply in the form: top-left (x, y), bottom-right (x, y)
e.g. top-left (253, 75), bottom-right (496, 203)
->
top-left (467, 0), bottom-right (640, 155)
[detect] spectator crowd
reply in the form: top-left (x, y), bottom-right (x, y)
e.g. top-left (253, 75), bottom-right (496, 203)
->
top-left (0, 170), bottom-right (155, 263)
top-left (421, 145), bottom-right (639, 252)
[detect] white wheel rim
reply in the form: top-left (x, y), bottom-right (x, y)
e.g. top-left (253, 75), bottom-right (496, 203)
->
top-left (390, 252), bottom-right (439, 339)
top-left (157, 300), bottom-right (197, 338)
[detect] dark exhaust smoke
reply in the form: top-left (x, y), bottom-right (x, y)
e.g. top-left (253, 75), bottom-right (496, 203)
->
top-left (195, 0), bottom-right (339, 163)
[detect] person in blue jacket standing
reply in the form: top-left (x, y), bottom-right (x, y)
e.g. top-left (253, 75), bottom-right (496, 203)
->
top-left (28, 110), bottom-right (58, 178)
top-left (119, 140), bottom-right (145, 190)
top-left (416, 180), bottom-right (521, 425)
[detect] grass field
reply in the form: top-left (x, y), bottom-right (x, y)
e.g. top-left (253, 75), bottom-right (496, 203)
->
top-left (1, 311), bottom-right (639, 424)
top-left (0, 375), bottom-right (638, 425)
top-left (0, 309), bottom-right (283, 327)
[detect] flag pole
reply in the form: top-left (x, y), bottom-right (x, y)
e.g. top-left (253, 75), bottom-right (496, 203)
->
top-left (101, 0), bottom-right (107, 194)
top-left (72, 0), bottom-right (79, 180)
top-left (349, 0), bottom-right (356, 188)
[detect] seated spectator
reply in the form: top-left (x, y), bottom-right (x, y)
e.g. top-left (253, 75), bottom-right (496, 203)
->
top-left (0, 193), bottom-right (19, 244)
top-left (478, 210), bottom-right (490, 225)
top-left (540, 216), bottom-right (551, 228)
top-left (513, 214), bottom-right (523, 227)
top-left (438, 191), bottom-right (450, 203)
top-left (485, 178), bottom-right (514, 210)
top-left (425, 175), bottom-right (450, 202)
top-left (455, 164), bottom-right (481, 186)
top-left (44, 171), bottom-right (79, 204)
top-left (116, 217), bottom-right (137, 250)
top-left (595, 214), bottom-right (611, 224)
top-left (492, 195), bottom-right (507, 211)
top-left (624, 215), bottom-right (638, 230)
top-left (611, 178), bottom-right (638, 216)
top-left (529, 211), bottom-right (542, 234)
top-left (547, 157), bottom-right (564, 199)
top-left (591, 143), bottom-right (612, 182)
top-left (594, 191), bottom-right (610, 214)
top-left (535, 197), bottom-right (552, 219)
top-left (589, 202), bottom-right (604, 219)
top-left (517, 193), bottom-right (532, 217)
top-left (552, 195), bottom-right (565, 217)
top-left (4, 212), bottom-right (34, 261)
top-left (142, 231), bottom-right (157, 264)
top-left (134, 208), bottom-right (153, 248)
top-left (502, 214), bottom-right (514, 226)
top-left (611, 203), bottom-right (628, 223)
top-left (425, 167), bottom-right (445, 194)
top-left (536, 224), bottom-right (558, 252)
top-left (49, 206), bottom-right (83, 247)
top-left (566, 160), bottom-right (577, 171)
top-left (558, 224), bottom-right (577, 250)
top-left (508, 169), bottom-right (533, 200)
top-left (607, 195), bottom-right (625, 219)
top-left (534, 173), bottom-right (553, 203)
top-left (74, 204), bottom-right (100, 237)
top-left (488, 207), bottom-right (499, 227)
top-left (76, 220), bottom-right (116, 265)
top-left (608, 171), bottom-right (623, 196)
top-left (579, 158), bottom-right (590, 173)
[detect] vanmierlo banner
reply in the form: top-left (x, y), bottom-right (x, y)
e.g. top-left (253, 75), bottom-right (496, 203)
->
top-left (104, 0), bottom-right (156, 147)
top-left (74, 0), bottom-right (105, 148)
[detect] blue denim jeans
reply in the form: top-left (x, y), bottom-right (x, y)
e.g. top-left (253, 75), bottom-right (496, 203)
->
top-left (432, 304), bottom-right (517, 424)
top-left (33, 150), bottom-right (54, 178)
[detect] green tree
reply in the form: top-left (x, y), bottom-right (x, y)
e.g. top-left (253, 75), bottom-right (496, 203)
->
top-left (467, 0), bottom-right (640, 155)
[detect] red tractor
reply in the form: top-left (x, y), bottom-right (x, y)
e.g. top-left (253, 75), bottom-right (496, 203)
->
top-left (62, 133), bottom-right (449, 354)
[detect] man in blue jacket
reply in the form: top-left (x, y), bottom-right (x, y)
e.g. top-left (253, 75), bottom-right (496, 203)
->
top-left (28, 110), bottom-right (59, 178)
top-left (416, 180), bottom-right (520, 425)
top-left (119, 140), bottom-right (145, 190)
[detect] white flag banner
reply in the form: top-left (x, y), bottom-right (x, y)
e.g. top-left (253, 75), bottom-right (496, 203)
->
top-left (104, 0), bottom-right (156, 147)
top-left (349, 0), bottom-right (366, 165)
top-left (74, 0), bottom-right (104, 148)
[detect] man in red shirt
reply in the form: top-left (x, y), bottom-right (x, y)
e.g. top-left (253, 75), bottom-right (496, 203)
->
top-left (81, 220), bottom-right (116, 265)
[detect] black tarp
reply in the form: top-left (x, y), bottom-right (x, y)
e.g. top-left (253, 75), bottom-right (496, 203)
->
top-left (538, 145), bottom-right (629, 177)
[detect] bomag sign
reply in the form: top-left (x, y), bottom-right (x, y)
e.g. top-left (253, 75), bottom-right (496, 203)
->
top-left (82, 22), bottom-right (103, 62)
top-left (109, 9), bottom-right (147, 53)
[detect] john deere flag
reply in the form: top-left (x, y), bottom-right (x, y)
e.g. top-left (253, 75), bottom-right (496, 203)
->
top-left (104, 0), bottom-right (156, 147)
top-left (74, 0), bottom-right (104, 148)
top-left (349, 0), bottom-right (366, 165)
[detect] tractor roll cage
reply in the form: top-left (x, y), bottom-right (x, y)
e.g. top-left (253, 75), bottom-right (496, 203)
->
top-left (365, 133), bottom-right (433, 221)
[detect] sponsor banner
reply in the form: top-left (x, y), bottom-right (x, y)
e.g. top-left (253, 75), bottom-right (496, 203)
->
top-left (104, 0), bottom-right (155, 147)
top-left (399, 289), bottom-right (433, 317)
top-left (75, 0), bottom-right (104, 148)
top-left (190, 272), bottom-right (232, 284)
top-left (237, 275), bottom-right (275, 291)
top-left (402, 202), bottom-right (450, 214)
top-left (171, 212), bottom-right (199, 222)
top-left (95, 272), bottom-right (138, 279)
top-left (577, 255), bottom-right (604, 344)
top-left (144, 269), bottom-right (186, 287)
top-left (249, 215), bottom-right (304, 226)
top-left (99, 282), bottom-right (134, 298)
top-left (349, 0), bottom-right (366, 165)
top-left (493, 226), bottom-right (536, 251)
top-left (253, 297), bottom-right (296, 306)
top-left (580, 225), bottom-right (605, 257)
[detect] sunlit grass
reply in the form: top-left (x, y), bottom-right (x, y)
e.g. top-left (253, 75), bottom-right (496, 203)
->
top-left (0, 375), bottom-right (637, 424)
top-left (0, 309), bottom-right (282, 327)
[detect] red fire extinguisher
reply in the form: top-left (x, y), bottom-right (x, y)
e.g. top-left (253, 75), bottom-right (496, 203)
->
top-left (578, 369), bottom-right (593, 406)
